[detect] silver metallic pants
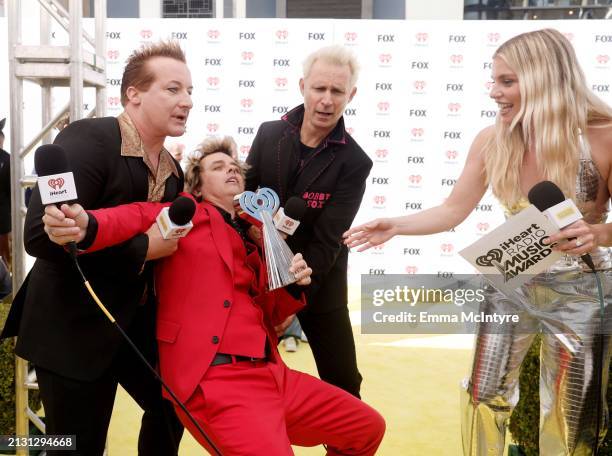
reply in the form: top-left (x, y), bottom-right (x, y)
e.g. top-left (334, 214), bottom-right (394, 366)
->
top-left (461, 268), bottom-right (612, 456)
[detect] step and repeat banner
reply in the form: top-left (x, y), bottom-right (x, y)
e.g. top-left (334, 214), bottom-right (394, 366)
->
top-left (1, 18), bottom-right (611, 282)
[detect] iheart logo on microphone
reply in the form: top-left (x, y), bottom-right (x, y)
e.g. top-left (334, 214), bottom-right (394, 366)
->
top-left (39, 172), bottom-right (77, 205)
top-left (48, 178), bottom-right (65, 190)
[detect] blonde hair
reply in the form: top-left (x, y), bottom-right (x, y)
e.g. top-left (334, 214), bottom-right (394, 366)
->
top-left (121, 41), bottom-right (186, 106)
top-left (302, 45), bottom-right (360, 88)
top-left (184, 136), bottom-right (248, 195)
top-left (484, 28), bottom-right (612, 206)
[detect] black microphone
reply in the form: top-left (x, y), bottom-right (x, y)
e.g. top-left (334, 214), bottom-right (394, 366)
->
top-left (156, 196), bottom-right (196, 239)
top-left (274, 197), bottom-right (307, 235)
top-left (35, 151), bottom-right (219, 454)
top-left (34, 144), bottom-right (79, 257)
top-left (528, 181), bottom-right (595, 271)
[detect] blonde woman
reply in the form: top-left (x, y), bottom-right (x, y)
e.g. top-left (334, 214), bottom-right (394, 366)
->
top-left (344, 29), bottom-right (612, 455)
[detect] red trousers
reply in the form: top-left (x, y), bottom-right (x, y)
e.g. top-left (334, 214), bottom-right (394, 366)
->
top-left (174, 359), bottom-right (385, 455)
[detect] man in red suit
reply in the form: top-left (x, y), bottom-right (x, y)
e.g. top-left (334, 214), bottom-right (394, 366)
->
top-left (42, 136), bottom-right (385, 455)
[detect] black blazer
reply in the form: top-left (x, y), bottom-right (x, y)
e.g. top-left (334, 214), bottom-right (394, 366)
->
top-left (245, 105), bottom-right (372, 313)
top-left (1, 117), bottom-right (183, 381)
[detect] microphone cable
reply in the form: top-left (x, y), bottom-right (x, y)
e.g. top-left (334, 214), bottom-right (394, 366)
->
top-left (65, 244), bottom-right (222, 456)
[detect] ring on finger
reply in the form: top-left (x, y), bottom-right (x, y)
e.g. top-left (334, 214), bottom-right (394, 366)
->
top-left (575, 238), bottom-right (582, 247)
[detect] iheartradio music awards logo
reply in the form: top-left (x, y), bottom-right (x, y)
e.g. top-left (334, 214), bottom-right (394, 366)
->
top-left (486, 32), bottom-right (501, 46)
top-left (206, 76), bottom-right (220, 90)
top-left (410, 128), bottom-right (425, 142)
top-left (239, 145), bottom-right (251, 158)
top-left (405, 266), bottom-right (418, 274)
top-left (48, 178), bottom-right (64, 191)
top-left (374, 148), bottom-right (389, 162)
top-left (474, 226), bottom-right (553, 282)
top-left (241, 51), bottom-right (254, 65)
top-left (275, 29), bottom-right (289, 43)
top-left (449, 54), bottom-right (463, 68)
top-left (444, 149), bottom-right (459, 163)
top-left (376, 101), bottom-right (390, 115)
top-left (440, 243), bottom-right (454, 256)
top-left (596, 54), bottom-right (610, 67)
top-left (274, 77), bottom-right (288, 91)
top-left (207, 29), bottom-right (221, 43)
top-left (447, 102), bottom-right (462, 117)
top-left (372, 195), bottom-right (386, 209)
top-left (107, 49), bottom-right (119, 63)
top-left (107, 96), bottom-right (121, 108)
top-left (414, 32), bottom-right (429, 46)
top-left (412, 80), bottom-right (426, 95)
top-left (139, 29), bottom-right (153, 42)
top-left (378, 53), bottom-right (392, 67)
top-left (484, 80), bottom-right (494, 95)
top-left (370, 243), bottom-right (386, 255)
top-left (407, 174), bottom-right (423, 188)
top-left (476, 222), bottom-right (490, 234)
top-left (240, 98), bottom-right (254, 112)
top-left (344, 31), bottom-right (358, 45)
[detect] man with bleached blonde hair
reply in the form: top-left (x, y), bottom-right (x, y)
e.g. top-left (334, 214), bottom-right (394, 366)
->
top-left (246, 45), bottom-right (371, 398)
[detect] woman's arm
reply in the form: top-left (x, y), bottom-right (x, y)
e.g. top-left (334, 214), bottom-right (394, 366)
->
top-left (343, 126), bottom-right (492, 251)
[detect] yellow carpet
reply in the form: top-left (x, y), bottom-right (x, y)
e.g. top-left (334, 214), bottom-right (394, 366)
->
top-left (108, 299), bottom-right (475, 455)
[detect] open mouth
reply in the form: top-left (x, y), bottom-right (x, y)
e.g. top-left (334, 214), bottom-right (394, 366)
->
top-left (226, 177), bottom-right (239, 184)
top-left (173, 114), bottom-right (188, 123)
top-left (497, 103), bottom-right (513, 115)
top-left (315, 110), bottom-right (333, 119)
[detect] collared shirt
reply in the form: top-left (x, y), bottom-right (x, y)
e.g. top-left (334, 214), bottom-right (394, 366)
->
top-left (212, 205), bottom-right (251, 247)
top-left (117, 112), bottom-right (179, 202)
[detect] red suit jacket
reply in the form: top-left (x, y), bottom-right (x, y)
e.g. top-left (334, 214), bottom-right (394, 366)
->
top-left (88, 197), bottom-right (305, 403)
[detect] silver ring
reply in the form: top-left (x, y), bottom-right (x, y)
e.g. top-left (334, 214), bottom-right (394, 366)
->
top-left (575, 238), bottom-right (582, 247)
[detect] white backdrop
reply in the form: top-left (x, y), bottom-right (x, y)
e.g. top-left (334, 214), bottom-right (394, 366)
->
top-left (1, 18), bottom-right (611, 283)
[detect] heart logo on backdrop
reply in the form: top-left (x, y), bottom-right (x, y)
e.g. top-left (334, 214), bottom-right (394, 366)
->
top-left (237, 188), bottom-right (279, 223)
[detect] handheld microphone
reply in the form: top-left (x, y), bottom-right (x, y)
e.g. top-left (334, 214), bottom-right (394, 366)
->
top-left (34, 144), bottom-right (79, 257)
top-left (527, 180), bottom-right (595, 271)
top-left (34, 144), bottom-right (78, 206)
top-left (273, 197), bottom-right (307, 236)
top-left (34, 151), bottom-right (219, 454)
top-left (156, 196), bottom-right (196, 239)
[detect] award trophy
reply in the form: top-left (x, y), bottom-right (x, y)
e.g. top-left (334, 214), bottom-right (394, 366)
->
top-left (234, 188), bottom-right (296, 290)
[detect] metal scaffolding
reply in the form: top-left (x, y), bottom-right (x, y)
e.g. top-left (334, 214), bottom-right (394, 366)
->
top-left (7, 0), bottom-right (106, 453)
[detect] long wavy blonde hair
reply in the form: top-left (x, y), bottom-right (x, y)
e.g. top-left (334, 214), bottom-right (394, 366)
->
top-left (484, 28), bottom-right (612, 206)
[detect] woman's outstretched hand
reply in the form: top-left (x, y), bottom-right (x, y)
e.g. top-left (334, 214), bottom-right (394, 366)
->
top-left (343, 218), bottom-right (397, 252)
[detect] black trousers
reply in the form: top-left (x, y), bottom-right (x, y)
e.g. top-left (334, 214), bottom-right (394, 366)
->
top-left (35, 334), bottom-right (183, 456)
top-left (298, 305), bottom-right (363, 398)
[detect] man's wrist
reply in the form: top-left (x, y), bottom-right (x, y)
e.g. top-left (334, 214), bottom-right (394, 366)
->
top-left (76, 213), bottom-right (97, 250)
